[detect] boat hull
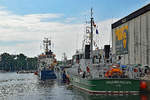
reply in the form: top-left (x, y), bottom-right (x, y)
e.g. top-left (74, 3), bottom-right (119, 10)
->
top-left (70, 75), bottom-right (140, 94)
top-left (39, 70), bottom-right (57, 80)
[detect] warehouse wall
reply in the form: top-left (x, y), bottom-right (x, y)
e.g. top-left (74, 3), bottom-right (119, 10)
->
top-left (112, 11), bottom-right (150, 66)
top-left (148, 11), bottom-right (150, 65)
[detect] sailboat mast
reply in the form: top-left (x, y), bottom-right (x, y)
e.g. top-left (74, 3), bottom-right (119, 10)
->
top-left (90, 8), bottom-right (93, 59)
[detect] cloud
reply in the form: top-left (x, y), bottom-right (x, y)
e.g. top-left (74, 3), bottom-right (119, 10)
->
top-left (0, 6), bottom-right (118, 60)
top-left (64, 17), bottom-right (76, 23)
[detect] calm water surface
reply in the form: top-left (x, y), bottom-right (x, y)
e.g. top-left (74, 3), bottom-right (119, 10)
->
top-left (0, 72), bottom-right (149, 100)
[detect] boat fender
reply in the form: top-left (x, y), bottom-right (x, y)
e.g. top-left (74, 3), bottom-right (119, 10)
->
top-left (141, 95), bottom-right (148, 100)
top-left (140, 81), bottom-right (147, 89)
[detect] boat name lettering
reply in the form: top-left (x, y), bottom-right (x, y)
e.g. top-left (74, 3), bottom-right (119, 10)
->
top-left (106, 81), bottom-right (131, 84)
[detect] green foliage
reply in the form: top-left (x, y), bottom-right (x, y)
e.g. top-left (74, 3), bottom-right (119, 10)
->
top-left (0, 52), bottom-right (37, 71)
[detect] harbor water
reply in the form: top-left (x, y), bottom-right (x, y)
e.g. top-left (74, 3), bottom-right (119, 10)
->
top-left (0, 72), bottom-right (149, 100)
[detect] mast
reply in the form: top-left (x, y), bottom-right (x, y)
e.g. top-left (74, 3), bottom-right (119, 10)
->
top-left (90, 8), bottom-right (93, 59)
top-left (43, 38), bottom-right (51, 53)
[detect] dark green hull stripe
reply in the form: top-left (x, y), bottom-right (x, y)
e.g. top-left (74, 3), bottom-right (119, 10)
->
top-left (71, 75), bottom-right (140, 94)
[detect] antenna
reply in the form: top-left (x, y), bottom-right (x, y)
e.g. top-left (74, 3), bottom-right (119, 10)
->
top-left (91, 8), bottom-right (93, 18)
top-left (90, 0), bottom-right (94, 10)
top-left (109, 17), bottom-right (113, 46)
top-left (90, 8), bottom-right (94, 59)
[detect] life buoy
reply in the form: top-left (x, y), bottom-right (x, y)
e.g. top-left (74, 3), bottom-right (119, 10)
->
top-left (112, 68), bottom-right (122, 75)
top-left (105, 68), bottom-right (122, 77)
top-left (105, 70), bottom-right (112, 77)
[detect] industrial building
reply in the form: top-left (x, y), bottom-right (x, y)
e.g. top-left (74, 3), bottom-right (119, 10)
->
top-left (112, 3), bottom-right (150, 66)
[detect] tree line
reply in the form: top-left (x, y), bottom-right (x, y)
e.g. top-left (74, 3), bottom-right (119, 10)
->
top-left (0, 52), bottom-right (38, 71)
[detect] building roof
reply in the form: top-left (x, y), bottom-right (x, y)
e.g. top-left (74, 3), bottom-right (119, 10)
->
top-left (112, 3), bottom-right (150, 29)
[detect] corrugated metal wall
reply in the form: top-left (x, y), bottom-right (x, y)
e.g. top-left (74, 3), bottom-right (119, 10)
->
top-left (112, 11), bottom-right (150, 66)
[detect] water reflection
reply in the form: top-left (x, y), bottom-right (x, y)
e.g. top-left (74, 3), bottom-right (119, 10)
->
top-left (0, 72), bottom-right (149, 100)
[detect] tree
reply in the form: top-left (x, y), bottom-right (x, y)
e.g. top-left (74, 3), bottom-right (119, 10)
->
top-left (0, 52), bottom-right (38, 71)
top-left (17, 53), bottom-right (27, 70)
top-left (0, 53), bottom-right (14, 71)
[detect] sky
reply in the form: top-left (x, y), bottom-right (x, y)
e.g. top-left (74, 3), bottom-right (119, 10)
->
top-left (0, 0), bottom-right (149, 60)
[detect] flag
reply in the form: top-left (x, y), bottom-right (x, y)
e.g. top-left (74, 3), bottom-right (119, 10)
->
top-left (94, 23), bottom-right (96, 27)
top-left (96, 29), bottom-right (99, 34)
top-left (93, 21), bottom-right (96, 27)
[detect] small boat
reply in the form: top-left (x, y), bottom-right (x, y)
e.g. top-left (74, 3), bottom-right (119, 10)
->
top-left (17, 70), bottom-right (34, 74)
top-left (37, 38), bottom-right (57, 80)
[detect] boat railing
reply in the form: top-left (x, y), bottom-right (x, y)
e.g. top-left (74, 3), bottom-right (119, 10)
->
top-left (90, 64), bottom-right (142, 79)
top-left (69, 63), bottom-right (148, 80)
